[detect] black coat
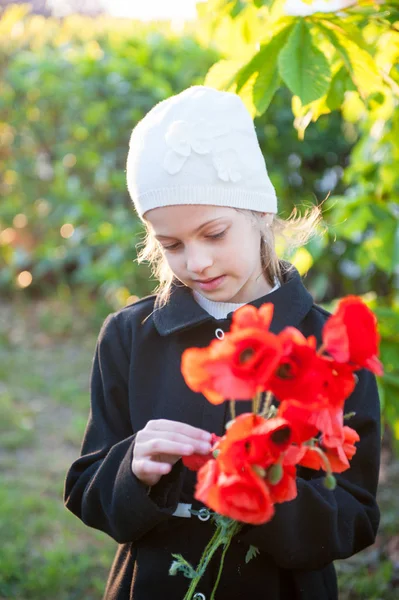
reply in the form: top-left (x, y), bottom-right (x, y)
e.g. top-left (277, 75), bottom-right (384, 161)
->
top-left (64, 264), bottom-right (381, 600)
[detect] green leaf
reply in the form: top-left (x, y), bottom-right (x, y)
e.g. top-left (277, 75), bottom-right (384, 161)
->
top-left (169, 554), bottom-right (198, 579)
top-left (315, 20), bottom-right (383, 98)
top-left (278, 20), bottom-right (331, 105)
top-left (230, 0), bottom-right (246, 19)
top-left (235, 22), bottom-right (294, 93)
top-left (245, 545), bottom-right (260, 564)
top-left (326, 66), bottom-right (356, 111)
top-left (204, 59), bottom-right (243, 91)
top-left (252, 25), bottom-right (295, 114)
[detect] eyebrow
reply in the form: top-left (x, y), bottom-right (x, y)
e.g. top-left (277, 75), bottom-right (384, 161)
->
top-left (154, 217), bottom-right (228, 240)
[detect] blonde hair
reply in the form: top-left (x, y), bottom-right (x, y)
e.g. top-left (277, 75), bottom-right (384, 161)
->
top-left (136, 203), bottom-right (325, 308)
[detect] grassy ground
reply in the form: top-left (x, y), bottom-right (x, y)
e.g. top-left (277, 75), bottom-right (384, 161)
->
top-left (0, 296), bottom-right (398, 599)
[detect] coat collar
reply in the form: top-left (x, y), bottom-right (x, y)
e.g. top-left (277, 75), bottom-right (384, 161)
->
top-left (152, 261), bottom-right (314, 336)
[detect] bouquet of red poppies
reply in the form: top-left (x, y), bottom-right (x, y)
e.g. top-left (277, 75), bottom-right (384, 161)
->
top-left (169, 296), bottom-right (383, 600)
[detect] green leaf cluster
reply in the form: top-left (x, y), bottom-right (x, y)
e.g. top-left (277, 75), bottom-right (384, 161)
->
top-left (200, 0), bottom-right (399, 136)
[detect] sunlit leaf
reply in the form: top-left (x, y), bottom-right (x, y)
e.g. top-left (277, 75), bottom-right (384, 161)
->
top-left (315, 20), bottom-right (384, 98)
top-left (278, 20), bottom-right (332, 105)
top-left (204, 59), bottom-right (243, 91)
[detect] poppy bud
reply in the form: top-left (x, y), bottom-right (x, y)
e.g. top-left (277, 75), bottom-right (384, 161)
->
top-left (267, 463), bottom-right (283, 485)
top-left (252, 465), bottom-right (266, 478)
top-left (323, 474), bottom-right (336, 490)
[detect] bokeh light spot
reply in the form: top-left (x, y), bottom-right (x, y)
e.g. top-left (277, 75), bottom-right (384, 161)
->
top-left (17, 271), bottom-right (32, 288)
top-left (0, 228), bottom-right (17, 245)
top-left (60, 223), bottom-right (75, 238)
top-left (13, 214), bottom-right (28, 228)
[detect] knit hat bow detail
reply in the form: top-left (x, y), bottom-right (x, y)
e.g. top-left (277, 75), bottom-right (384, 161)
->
top-left (164, 118), bottom-right (242, 182)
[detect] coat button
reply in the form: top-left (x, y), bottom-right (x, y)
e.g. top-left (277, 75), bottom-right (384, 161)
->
top-left (215, 328), bottom-right (225, 340)
top-left (197, 507), bottom-right (211, 522)
top-left (193, 594), bottom-right (206, 600)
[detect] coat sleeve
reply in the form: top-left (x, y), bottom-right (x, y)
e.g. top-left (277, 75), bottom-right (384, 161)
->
top-left (63, 313), bottom-right (185, 544)
top-left (237, 368), bottom-right (381, 570)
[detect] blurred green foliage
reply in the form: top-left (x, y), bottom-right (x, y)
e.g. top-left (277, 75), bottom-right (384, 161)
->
top-left (0, 6), bottom-right (218, 307)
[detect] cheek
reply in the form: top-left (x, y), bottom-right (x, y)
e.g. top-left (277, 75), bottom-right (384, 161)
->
top-left (225, 236), bottom-right (260, 270)
top-left (164, 253), bottom-right (182, 275)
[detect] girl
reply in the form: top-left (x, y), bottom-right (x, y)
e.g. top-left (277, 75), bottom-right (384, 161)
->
top-left (64, 85), bottom-right (381, 600)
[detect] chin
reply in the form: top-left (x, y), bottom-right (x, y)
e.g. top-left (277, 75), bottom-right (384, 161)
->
top-left (210, 287), bottom-right (241, 303)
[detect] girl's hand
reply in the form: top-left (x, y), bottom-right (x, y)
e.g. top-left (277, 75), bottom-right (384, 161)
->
top-left (132, 419), bottom-right (213, 487)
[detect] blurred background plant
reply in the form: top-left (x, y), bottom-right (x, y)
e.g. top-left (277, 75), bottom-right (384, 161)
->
top-left (0, 1), bottom-right (398, 598)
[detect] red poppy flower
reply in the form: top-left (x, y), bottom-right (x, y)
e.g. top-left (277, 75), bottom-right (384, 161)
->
top-left (195, 458), bottom-right (221, 508)
top-left (182, 433), bottom-right (221, 472)
top-left (298, 425), bottom-right (360, 473)
top-left (295, 445), bottom-right (323, 471)
top-left (218, 413), bottom-right (292, 474)
top-left (216, 470), bottom-right (275, 524)
top-left (316, 357), bottom-right (357, 409)
top-left (182, 329), bottom-right (282, 404)
top-left (181, 338), bottom-right (235, 405)
top-left (269, 329), bottom-right (356, 411)
top-left (322, 296), bottom-right (383, 376)
top-left (268, 463), bottom-right (297, 504)
top-left (231, 303), bottom-right (274, 333)
top-left (268, 328), bottom-right (322, 406)
top-left (279, 400), bottom-right (344, 438)
top-left (323, 425), bottom-right (360, 472)
top-left (196, 460), bottom-right (275, 525)
top-left (277, 401), bottom-right (319, 443)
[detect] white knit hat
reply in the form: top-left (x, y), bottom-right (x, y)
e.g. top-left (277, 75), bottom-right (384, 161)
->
top-left (126, 85), bottom-right (278, 220)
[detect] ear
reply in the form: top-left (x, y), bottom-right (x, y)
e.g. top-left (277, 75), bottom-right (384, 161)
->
top-left (261, 212), bottom-right (273, 227)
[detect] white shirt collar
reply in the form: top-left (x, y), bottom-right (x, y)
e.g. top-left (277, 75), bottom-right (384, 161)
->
top-left (192, 278), bottom-right (281, 320)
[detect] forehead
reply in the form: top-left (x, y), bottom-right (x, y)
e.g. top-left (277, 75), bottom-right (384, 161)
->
top-left (144, 204), bottom-right (236, 236)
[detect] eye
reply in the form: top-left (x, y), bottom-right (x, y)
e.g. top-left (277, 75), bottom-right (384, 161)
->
top-left (206, 230), bottom-right (226, 240)
top-left (163, 241), bottom-right (181, 251)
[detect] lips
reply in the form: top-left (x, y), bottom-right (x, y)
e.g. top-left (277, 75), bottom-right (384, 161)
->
top-left (195, 276), bottom-right (222, 283)
top-left (195, 275), bottom-right (226, 291)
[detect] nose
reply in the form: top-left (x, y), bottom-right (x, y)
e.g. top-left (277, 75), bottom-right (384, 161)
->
top-left (185, 244), bottom-right (213, 275)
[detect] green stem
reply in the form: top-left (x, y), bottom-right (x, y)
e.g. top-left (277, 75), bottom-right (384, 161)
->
top-left (252, 390), bottom-right (261, 414)
top-left (259, 391), bottom-right (273, 417)
top-left (210, 522), bottom-right (242, 600)
top-left (309, 445), bottom-right (333, 475)
top-left (229, 399), bottom-right (236, 421)
top-left (183, 524), bottom-right (224, 600)
top-left (183, 521), bottom-right (242, 600)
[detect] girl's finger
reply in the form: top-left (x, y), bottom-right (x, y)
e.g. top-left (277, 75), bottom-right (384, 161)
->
top-left (137, 430), bottom-right (212, 453)
top-left (133, 458), bottom-right (172, 476)
top-left (138, 438), bottom-right (194, 458)
top-left (146, 419), bottom-right (212, 442)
